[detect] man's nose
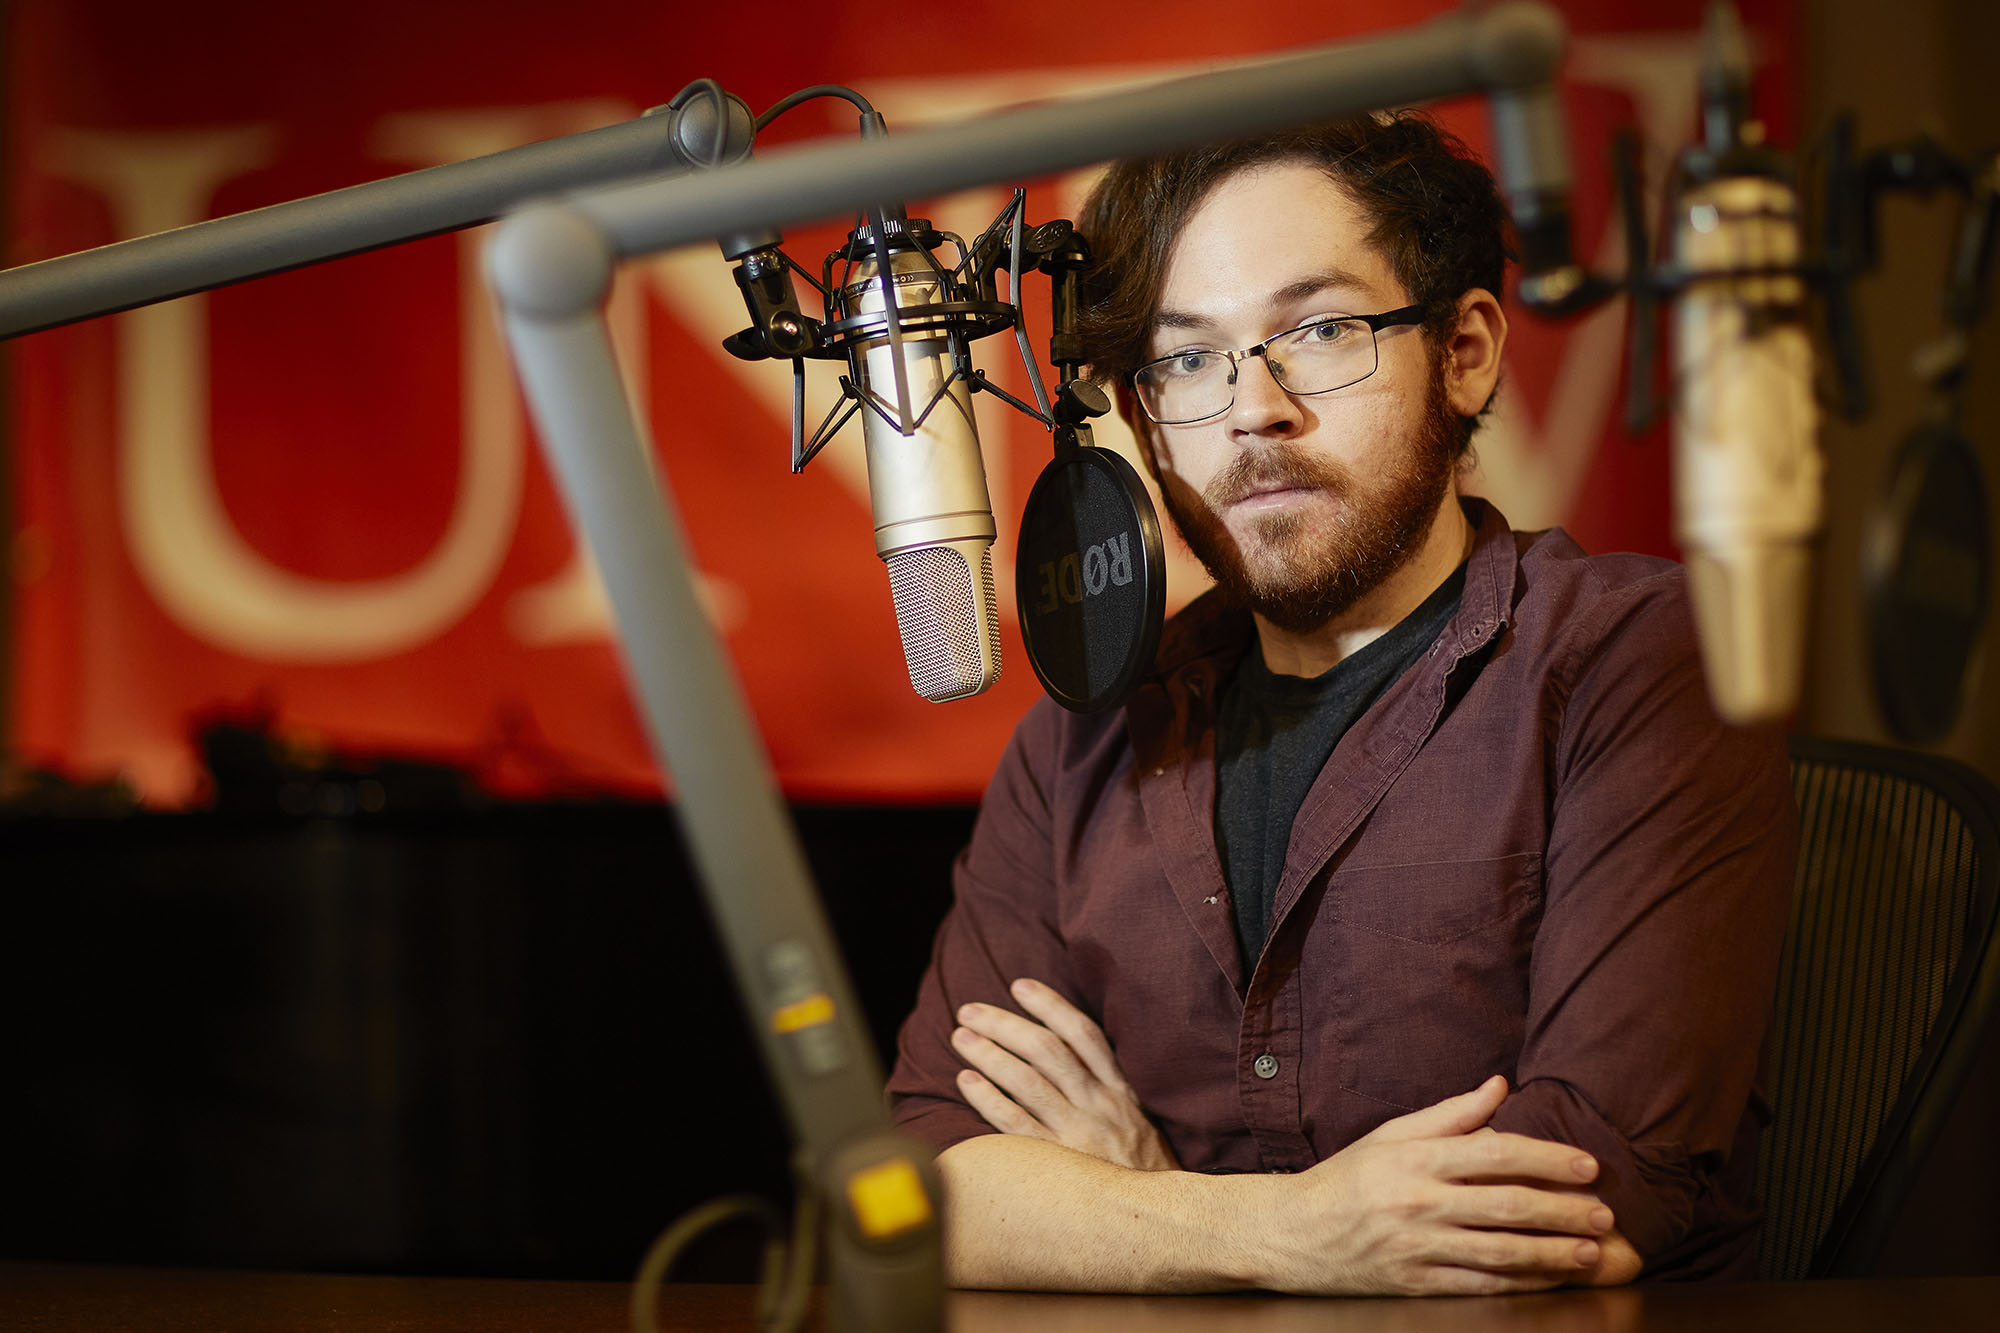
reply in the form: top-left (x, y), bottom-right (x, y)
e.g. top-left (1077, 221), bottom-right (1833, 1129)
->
top-left (1226, 353), bottom-right (1299, 436)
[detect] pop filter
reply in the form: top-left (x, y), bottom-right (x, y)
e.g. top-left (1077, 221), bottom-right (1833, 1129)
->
top-left (1016, 444), bottom-right (1166, 712)
top-left (1863, 421), bottom-right (1990, 743)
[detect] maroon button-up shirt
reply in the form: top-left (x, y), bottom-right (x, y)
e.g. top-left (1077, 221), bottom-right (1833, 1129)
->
top-left (887, 500), bottom-right (1798, 1280)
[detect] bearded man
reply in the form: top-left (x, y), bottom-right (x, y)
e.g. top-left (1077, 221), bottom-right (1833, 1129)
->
top-left (884, 113), bottom-right (1797, 1296)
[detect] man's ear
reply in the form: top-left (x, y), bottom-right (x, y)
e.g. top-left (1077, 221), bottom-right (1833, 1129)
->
top-left (1441, 287), bottom-right (1508, 418)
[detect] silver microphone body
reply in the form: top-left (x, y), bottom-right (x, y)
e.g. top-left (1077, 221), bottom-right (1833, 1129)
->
top-left (1670, 172), bottom-right (1822, 724)
top-left (838, 246), bottom-right (1003, 702)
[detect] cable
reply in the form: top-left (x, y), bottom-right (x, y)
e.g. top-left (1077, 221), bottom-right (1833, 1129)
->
top-left (627, 1173), bottom-right (821, 1333)
top-left (678, 78), bottom-right (733, 169)
top-left (762, 1160), bottom-right (822, 1333)
top-left (630, 1195), bottom-right (781, 1333)
top-left (755, 84), bottom-right (876, 133)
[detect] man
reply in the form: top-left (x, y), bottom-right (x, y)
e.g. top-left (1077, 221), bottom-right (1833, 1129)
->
top-left (885, 113), bottom-right (1796, 1295)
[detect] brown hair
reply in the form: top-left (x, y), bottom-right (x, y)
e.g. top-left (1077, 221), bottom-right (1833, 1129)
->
top-left (1075, 111), bottom-right (1513, 455)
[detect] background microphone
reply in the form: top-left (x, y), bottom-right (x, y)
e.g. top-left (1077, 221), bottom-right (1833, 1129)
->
top-left (832, 216), bottom-right (1003, 702)
top-left (1668, 1), bottom-right (1822, 725)
top-left (1486, 0), bottom-right (1821, 725)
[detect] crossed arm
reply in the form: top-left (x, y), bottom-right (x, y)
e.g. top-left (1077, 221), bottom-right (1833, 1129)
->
top-left (936, 977), bottom-right (1643, 1296)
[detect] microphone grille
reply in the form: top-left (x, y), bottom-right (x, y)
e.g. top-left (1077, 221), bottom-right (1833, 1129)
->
top-left (886, 545), bottom-right (1001, 702)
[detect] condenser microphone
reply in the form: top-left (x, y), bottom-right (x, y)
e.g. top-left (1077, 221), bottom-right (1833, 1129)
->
top-left (832, 217), bottom-right (1003, 702)
top-left (1668, 1), bottom-right (1822, 725)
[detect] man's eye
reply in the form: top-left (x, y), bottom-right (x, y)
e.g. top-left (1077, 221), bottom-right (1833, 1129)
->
top-left (1299, 320), bottom-right (1351, 345)
top-left (1161, 351), bottom-right (1220, 378)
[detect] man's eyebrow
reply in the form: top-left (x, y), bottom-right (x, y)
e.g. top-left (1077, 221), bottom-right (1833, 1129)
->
top-left (1269, 267), bottom-right (1375, 307)
top-left (1151, 267), bottom-right (1380, 335)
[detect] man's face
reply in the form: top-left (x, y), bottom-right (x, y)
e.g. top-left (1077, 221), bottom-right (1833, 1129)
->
top-left (1142, 161), bottom-right (1460, 635)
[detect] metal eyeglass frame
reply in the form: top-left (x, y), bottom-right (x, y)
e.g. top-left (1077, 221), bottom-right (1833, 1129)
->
top-left (1130, 302), bottom-right (1427, 424)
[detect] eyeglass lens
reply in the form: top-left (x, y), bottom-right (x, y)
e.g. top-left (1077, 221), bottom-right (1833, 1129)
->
top-left (1135, 317), bottom-right (1381, 425)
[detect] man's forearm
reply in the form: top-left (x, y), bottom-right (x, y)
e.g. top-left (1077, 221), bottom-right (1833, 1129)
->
top-left (934, 1077), bottom-right (1633, 1296)
top-left (937, 1133), bottom-right (1271, 1293)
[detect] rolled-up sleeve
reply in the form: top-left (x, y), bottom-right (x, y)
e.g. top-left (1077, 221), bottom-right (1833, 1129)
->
top-left (1485, 574), bottom-right (1796, 1272)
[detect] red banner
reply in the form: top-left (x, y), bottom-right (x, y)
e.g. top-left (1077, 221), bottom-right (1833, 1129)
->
top-left (4, 0), bottom-right (1798, 805)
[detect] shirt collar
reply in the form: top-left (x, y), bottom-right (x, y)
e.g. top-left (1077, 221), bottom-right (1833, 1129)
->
top-left (1450, 495), bottom-right (1519, 658)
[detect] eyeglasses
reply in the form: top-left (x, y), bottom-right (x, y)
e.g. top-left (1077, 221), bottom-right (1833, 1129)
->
top-left (1129, 304), bottom-right (1426, 425)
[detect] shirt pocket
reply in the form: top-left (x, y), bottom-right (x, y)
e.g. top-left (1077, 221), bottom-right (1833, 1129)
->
top-left (1305, 851), bottom-right (1543, 1112)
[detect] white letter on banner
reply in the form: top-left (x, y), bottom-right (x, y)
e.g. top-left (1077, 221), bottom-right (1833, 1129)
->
top-left (46, 125), bottom-right (521, 661)
top-left (368, 101), bottom-right (693, 647)
top-left (380, 103), bottom-right (749, 645)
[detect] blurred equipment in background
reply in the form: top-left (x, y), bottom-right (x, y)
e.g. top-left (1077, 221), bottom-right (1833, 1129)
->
top-left (1608, 3), bottom-right (1998, 734)
top-left (1665, 1), bottom-right (1822, 727)
top-left (1512, 0), bottom-right (1828, 729)
top-left (1833, 138), bottom-right (1999, 743)
top-left (196, 715), bottom-right (484, 816)
top-left (0, 757), bottom-right (138, 818)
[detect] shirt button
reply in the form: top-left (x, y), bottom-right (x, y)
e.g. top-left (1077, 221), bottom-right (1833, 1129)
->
top-left (1253, 1053), bottom-right (1279, 1080)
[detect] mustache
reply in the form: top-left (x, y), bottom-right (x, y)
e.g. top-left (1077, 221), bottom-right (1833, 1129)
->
top-left (1205, 443), bottom-right (1348, 508)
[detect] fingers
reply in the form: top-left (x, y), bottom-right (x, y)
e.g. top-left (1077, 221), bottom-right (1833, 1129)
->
top-left (1365, 1075), bottom-right (1508, 1143)
top-left (953, 994), bottom-right (1097, 1106)
top-left (954, 1066), bottom-right (1052, 1140)
top-left (950, 1023), bottom-right (1073, 1127)
top-left (1434, 1184), bottom-right (1616, 1239)
top-left (1424, 1130), bottom-right (1600, 1187)
top-left (1420, 1266), bottom-right (1570, 1297)
top-left (1428, 1230), bottom-right (1605, 1278)
top-left (1007, 978), bottom-right (1130, 1094)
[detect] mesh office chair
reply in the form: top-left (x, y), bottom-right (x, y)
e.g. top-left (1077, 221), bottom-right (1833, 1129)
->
top-left (1756, 736), bottom-right (2000, 1278)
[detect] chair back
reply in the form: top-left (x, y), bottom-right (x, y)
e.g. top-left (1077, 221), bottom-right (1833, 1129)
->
top-left (1757, 736), bottom-right (2000, 1278)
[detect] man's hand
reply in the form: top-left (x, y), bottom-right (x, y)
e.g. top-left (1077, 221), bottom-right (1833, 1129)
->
top-left (950, 977), bottom-right (1180, 1171)
top-left (1259, 1075), bottom-right (1623, 1295)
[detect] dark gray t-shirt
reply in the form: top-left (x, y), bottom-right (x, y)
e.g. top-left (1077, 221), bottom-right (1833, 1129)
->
top-left (1215, 565), bottom-right (1466, 965)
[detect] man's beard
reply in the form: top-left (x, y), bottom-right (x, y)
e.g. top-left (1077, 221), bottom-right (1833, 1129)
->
top-left (1157, 361), bottom-right (1462, 636)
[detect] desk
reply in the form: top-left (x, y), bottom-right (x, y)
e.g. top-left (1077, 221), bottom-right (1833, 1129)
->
top-left (1, 1262), bottom-right (1992, 1331)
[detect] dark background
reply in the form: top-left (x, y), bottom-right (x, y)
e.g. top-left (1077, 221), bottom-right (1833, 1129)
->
top-left (0, 793), bottom-right (972, 1281)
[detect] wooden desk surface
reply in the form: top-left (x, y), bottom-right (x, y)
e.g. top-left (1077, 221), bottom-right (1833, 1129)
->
top-left (2, 1262), bottom-right (1993, 1331)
